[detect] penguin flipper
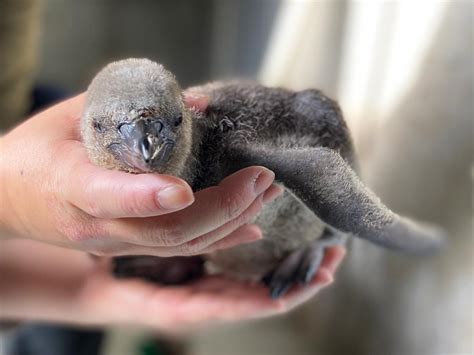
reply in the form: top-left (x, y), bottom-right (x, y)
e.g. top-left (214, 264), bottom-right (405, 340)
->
top-left (228, 145), bottom-right (446, 255)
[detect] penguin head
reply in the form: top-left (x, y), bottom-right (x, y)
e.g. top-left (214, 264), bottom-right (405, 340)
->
top-left (82, 58), bottom-right (193, 175)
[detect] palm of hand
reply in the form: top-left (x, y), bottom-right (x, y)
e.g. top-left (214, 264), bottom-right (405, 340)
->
top-left (78, 246), bottom-right (345, 332)
top-left (1, 208), bottom-right (344, 331)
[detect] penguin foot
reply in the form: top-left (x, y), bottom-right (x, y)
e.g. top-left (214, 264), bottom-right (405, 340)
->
top-left (113, 255), bottom-right (204, 285)
top-left (262, 229), bottom-right (346, 299)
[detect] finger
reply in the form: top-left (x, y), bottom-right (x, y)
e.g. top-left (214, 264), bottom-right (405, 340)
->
top-left (284, 247), bottom-right (344, 305)
top-left (159, 166), bottom-right (274, 243)
top-left (25, 93), bottom-right (86, 142)
top-left (115, 194), bottom-right (265, 256)
top-left (61, 144), bottom-right (194, 219)
top-left (85, 223), bottom-right (260, 257)
top-left (284, 271), bottom-right (332, 311)
top-left (173, 195), bottom-right (265, 255)
top-left (106, 182), bottom-right (278, 256)
top-left (157, 183), bottom-right (281, 254)
top-left (324, 246), bottom-right (347, 273)
top-left (45, 92), bottom-right (86, 121)
top-left (53, 93), bottom-right (86, 124)
top-left (262, 184), bottom-right (284, 204)
top-left (122, 224), bottom-right (263, 258)
top-left (107, 166), bottom-right (274, 248)
top-left (102, 175), bottom-right (280, 256)
top-left (201, 224), bottom-right (262, 254)
top-left (183, 92), bottom-right (209, 112)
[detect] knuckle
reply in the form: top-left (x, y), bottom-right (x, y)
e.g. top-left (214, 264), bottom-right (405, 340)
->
top-left (119, 188), bottom-right (156, 217)
top-left (60, 215), bottom-right (103, 243)
top-left (119, 192), bottom-right (141, 216)
top-left (80, 174), bottom-right (108, 218)
top-left (58, 215), bottom-right (121, 255)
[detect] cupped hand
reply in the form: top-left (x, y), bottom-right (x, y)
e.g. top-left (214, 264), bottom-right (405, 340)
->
top-left (0, 93), bottom-right (282, 256)
top-left (0, 238), bottom-right (346, 332)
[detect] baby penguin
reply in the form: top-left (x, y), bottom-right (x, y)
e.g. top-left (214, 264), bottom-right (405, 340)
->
top-left (82, 58), bottom-right (445, 298)
top-left (82, 60), bottom-right (192, 175)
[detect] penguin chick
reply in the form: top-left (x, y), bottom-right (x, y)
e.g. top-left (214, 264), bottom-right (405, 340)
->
top-left (82, 58), bottom-right (446, 299)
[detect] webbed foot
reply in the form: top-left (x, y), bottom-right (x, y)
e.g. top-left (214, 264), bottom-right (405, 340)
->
top-left (263, 228), bottom-right (345, 299)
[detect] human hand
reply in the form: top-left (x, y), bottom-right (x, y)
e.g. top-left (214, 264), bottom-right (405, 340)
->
top-left (0, 93), bottom-right (282, 256)
top-left (0, 238), bottom-right (346, 332)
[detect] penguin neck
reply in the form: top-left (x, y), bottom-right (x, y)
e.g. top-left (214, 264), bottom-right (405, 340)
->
top-left (176, 112), bottom-right (206, 188)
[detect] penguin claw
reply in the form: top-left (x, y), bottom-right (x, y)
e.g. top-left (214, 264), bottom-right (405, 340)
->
top-left (263, 248), bottom-right (322, 299)
top-left (263, 231), bottom-right (342, 298)
top-left (270, 282), bottom-right (291, 300)
top-left (300, 258), bottom-right (322, 285)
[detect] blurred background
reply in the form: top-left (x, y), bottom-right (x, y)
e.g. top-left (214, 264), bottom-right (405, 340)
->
top-left (0, 0), bottom-right (472, 354)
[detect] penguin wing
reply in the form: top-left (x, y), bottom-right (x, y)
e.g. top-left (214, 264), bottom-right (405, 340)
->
top-left (226, 144), bottom-right (446, 255)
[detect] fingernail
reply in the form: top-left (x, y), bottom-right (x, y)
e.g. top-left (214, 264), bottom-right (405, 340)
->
top-left (254, 168), bottom-right (275, 195)
top-left (157, 185), bottom-right (194, 210)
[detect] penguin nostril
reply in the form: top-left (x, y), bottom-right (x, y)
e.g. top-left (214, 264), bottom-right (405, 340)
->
top-left (142, 137), bottom-right (150, 150)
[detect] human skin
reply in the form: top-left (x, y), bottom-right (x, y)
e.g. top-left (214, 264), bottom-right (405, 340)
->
top-left (0, 238), bottom-right (346, 331)
top-left (0, 93), bottom-right (284, 257)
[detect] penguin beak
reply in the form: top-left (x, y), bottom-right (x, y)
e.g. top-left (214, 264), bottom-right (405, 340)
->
top-left (112, 118), bottom-right (175, 171)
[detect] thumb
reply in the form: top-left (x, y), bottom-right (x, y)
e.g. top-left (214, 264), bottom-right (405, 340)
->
top-left (62, 156), bottom-right (194, 219)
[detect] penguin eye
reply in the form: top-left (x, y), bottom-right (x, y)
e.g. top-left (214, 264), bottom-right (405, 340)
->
top-left (154, 121), bottom-right (163, 132)
top-left (174, 114), bottom-right (183, 127)
top-left (118, 122), bottom-right (133, 136)
top-left (93, 120), bottom-right (105, 133)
